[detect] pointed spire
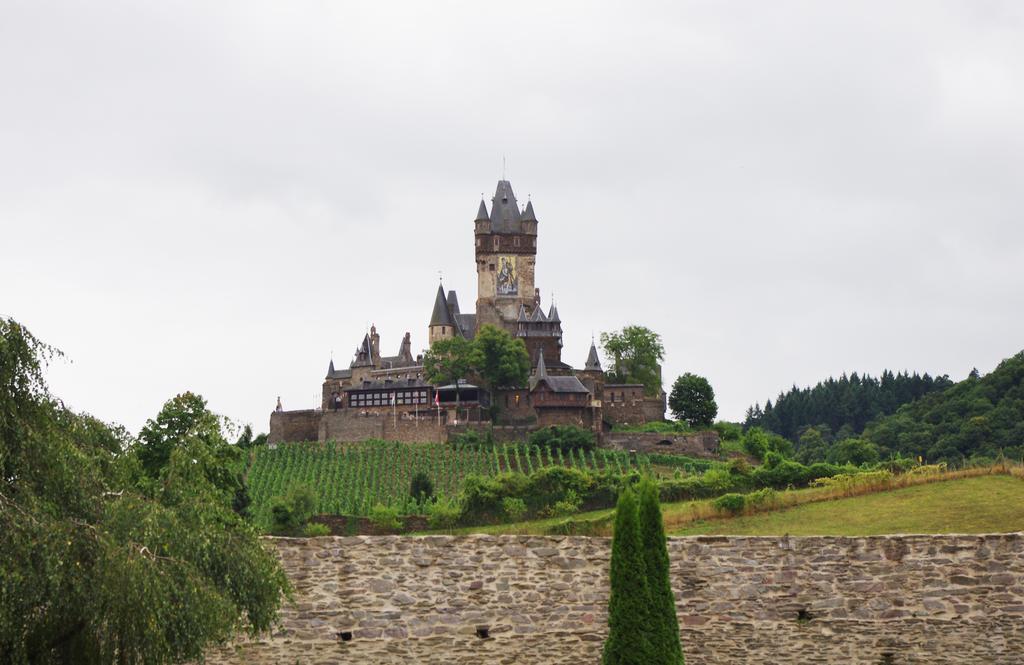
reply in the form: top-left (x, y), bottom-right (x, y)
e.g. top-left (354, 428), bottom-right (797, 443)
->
top-left (430, 283), bottom-right (455, 327)
top-left (489, 180), bottom-right (522, 232)
top-left (517, 304), bottom-right (528, 322)
top-left (547, 303), bottom-right (560, 323)
top-left (327, 359), bottom-right (336, 376)
top-left (521, 199), bottom-right (537, 222)
top-left (585, 341), bottom-right (602, 371)
top-left (531, 306), bottom-right (547, 322)
top-left (447, 290), bottom-right (460, 315)
top-left (475, 199), bottom-right (489, 221)
top-left (536, 348), bottom-right (547, 379)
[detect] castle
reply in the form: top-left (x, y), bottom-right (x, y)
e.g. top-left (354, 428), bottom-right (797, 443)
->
top-left (269, 180), bottom-right (666, 444)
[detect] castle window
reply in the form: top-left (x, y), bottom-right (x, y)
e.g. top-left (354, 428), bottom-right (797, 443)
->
top-left (489, 264), bottom-right (495, 272)
top-left (514, 237), bottom-right (520, 247)
top-left (493, 237), bottom-right (499, 248)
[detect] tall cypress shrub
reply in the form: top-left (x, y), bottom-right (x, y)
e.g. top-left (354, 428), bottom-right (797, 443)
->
top-left (639, 479), bottom-right (685, 664)
top-left (602, 487), bottom-right (654, 665)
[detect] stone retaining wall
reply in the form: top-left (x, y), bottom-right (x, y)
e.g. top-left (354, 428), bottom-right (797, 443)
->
top-left (207, 533), bottom-right (1024, 664)
top-left (603, 430), bottom-right (720, 457)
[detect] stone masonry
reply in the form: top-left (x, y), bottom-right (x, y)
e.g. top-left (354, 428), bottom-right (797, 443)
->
top-left (207, 533), bottom-right (1024, 664)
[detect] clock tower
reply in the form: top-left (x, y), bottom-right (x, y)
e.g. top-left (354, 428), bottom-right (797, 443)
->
top-left (474, 180), bottom-right (538, 335)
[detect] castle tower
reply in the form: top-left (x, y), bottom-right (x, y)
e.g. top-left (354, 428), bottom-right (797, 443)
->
top-left (474, 181), bottom-right (538, 335)
top-left (429, 283), bottom-right (457, 345)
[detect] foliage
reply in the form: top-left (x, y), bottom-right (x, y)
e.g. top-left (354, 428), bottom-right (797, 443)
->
top-left (713, 493), bottom-right (746, 515)
top-left (741, 427), bottom-right (794, 461)
top-left (425, 496), bottom-right (461, 529)
top-left (548, 489), bottom-right (583, 517)
top-left (744, 369), bottom-right (953, 441)
top-left (602, 487), bottom-right (655, 664)
top-left (862, 352), bottom-right (1024, 463)
top-left (410, 471), bottom-right (435, 503)
top-left (529, 425), bottom-right (596, 452)
top-left (638, 479), bottom-right (685, 664)
top-left (472, 324), bottom-right (531, 389)
top-left (422, 336), bottom-right (475, 394)
top-left (248, 440), bottom-right (649, 520)
top-left (303, 523), bottom-right (331, 537)
top-left (0, 318), bottom-right (288, 665)
top-left (669, 373), bottom-right (718, 428)
top-left (826, 438), bottom-right (881, 466)
top-left (601, 325), bottom-right (665, 396)
top-left (502, 496), bottom-right (527, 521)
top-left (268, 483), bottom-right (317, 535)
top-left (713, 421), bottom-right (743, 441)
top-left (368, 503), bottom-right (403, 531)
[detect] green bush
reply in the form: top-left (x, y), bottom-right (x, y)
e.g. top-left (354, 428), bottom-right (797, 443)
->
top-left (713, 493), bottom-right (746, 515)
top-left (426, 497), bottom-right (460, 529)
top-left (548, 489), bottom-right (583, 517)
top-left (269, 484), bottom-right (317, 534)
top-left (410, 471), bottom-right (434, 503)
top-left (303, 522), bottom-right (331, 537)
top-left (502, 496), bottom-right (527, 521)
top-left (450, 428), bottom-right (495, 450)
top-left (529, 425), bottom-right (596, 452)
top-left (713, 421), bottom-right (743, 441)
top-left (369, 504), bottom-right (403, 531)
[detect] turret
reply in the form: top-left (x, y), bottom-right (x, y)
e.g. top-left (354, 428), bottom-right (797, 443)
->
top-left (429, 283), bottom-right (456, 345)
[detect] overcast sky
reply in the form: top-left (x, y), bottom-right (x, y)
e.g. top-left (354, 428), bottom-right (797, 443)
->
top-left (2, 1), bottom-right (1023, 435)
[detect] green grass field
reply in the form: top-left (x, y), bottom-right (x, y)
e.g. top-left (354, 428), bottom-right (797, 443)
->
top-left (426, 474), bottom-right (1024, 537)
top-left (671, 474), bottom-right (1024, 536)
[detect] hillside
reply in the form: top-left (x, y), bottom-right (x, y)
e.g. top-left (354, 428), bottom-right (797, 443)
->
top-left (863, 351), bottom-right (1024, 462)
top-left (247, 440), bottom-right (650, 522)
top-left (428, 470), bottom-right (1024, 537)
top-left (673, 475), bottom-right (1024, 536)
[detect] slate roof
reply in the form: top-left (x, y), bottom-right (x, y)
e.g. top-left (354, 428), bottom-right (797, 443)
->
top-left (489, 180), bottom-right (522, 233)
top-left (521, 199), bottom-right (537, 222)
top-left (475, 199), bottom-right (489, 221)
top-left (530, 350), bottom-right (590, 394)
top-left (430, 284), bottom-right (455, 327)
top-left (455, 313), bottom-right (477, 340)
top-left (585, 341), bottom-right (602, 371)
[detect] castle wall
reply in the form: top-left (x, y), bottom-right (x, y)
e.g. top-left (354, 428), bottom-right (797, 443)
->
top-left (319, 411), bottom-right (447, 444)
top-left (603, 430), bottom-right (720, 457)
top-left (602, 386), bottom-right (666, 426)
top-left (268, 409), bottom-right (321, 444)
top-left (207, 533), bottom-right (1024, 665)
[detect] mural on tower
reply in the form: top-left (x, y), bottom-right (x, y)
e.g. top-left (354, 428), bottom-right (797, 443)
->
top-left (496, 256), bottom-right (518, 295)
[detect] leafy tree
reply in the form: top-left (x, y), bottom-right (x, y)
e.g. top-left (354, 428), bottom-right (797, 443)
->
top-left (422, 336), bottom-right (475, 407)
top-left (0, 318), bottom-right (289, 665)
top-left (638, 479), bottom-right (684, 664)
top-left (269, 484), bottom-right (318, 535)
top-left (668, 373), bottom-right (718, 428)
top-left (602, 487), bottom-right (654, 664)
top-left (410, 471), bottom-right (434, 503)
top-left (472, 324), bottom-right (530, 389)
top-left (796, 426), bottom-right (830, 464)
top-left (600, 326), bottom-right (665, 396)
top-left (741, 427), bottom-right (793, 461)
top-left (826, 438), bottom-right (881, 466)
top-left (138, 392), bottom-right (250, 517)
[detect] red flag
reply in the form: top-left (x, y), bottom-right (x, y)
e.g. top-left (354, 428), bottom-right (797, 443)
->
top-left (434, 391), bottom-right (440, 407)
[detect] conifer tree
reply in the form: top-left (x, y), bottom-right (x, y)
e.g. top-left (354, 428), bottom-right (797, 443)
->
top-left (638, 479), bottom-right (685, 664)
top-left (602, 487), bottom-right (654, 665)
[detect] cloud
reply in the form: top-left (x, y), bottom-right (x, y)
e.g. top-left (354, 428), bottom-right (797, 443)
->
top-left (2, 1), bottom-right (1022, 432)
